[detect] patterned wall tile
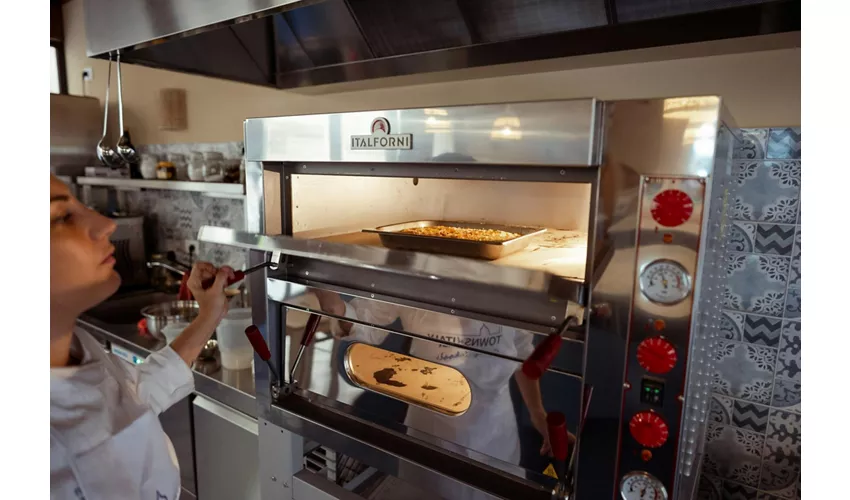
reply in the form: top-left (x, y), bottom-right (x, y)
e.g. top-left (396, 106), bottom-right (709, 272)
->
top-left (730, 161), bottom-right (800, 223)
top-left (791, 226), bottom-right (800, 258)
top-left (766, 128), bottom-right (801, 160)
top-left (734, 129), bottom-right (768, 160)
top-left (722, 481), bottom-right (760, 500)
top-left (725, 254), bottom-right (789, 315)
top-left (709, 394), bottom-right (734, 425)
top-left (788, 257), bottom-right (800, 286)
top-left (729, 221), bottom-right (756, 252)
top-left (784, 287), bottom-right (800, 319)
top-left (760, 410), bottom-right (801, 498)
top-left (771, 378), bottom-right (801, 411)
top-left (697, 474), bottom-right (722, 500)
top-left (703, 424), bottom-right (764, 487)
top-left (754, 224), bottom-right (795, 255)
top-left (721, 310), bottom-right (745, 341)
top-left (713, 341), bottom-right (775, 404)
top-left (731, 400), bottom-right (770, 433)
top-left (742, 314), bottom-right (782, 347)
top-left (776, 322), bottom-right (800, 381)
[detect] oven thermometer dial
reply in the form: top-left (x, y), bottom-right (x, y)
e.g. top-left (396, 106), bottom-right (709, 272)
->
top-left (620, 471), bottom-right (668, 500)
top-left (639, 260), bottom-right (692, 305)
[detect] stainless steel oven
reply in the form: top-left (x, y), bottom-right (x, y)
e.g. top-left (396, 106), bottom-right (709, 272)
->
top-left (198, 97), bottom-right (737, 500)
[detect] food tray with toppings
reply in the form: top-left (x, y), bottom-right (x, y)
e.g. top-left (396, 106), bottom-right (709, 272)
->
top-left (362, 220), bottom-right (546, 260)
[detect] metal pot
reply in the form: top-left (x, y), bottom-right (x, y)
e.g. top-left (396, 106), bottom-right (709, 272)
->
top-left (141, 300), bottom-right (199, 338)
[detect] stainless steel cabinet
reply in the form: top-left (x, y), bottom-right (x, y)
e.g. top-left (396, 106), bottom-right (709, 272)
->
top-left (193, 395), bottom-right (260, 500)
top-left (159, 396), bottom-right (197, 498)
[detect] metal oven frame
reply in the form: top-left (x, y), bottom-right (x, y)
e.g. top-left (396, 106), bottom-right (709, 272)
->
top-left (203, 97), bottom-right (737, 500)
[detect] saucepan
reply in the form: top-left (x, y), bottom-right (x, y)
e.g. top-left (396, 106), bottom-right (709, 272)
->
top-left (141, 300), bottom-right (199, 338)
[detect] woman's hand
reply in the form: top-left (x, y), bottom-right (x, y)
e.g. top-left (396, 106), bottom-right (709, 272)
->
top-left (186, 261), bottom-right (236, 324)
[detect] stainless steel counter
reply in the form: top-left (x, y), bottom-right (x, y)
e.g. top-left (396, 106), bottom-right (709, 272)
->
top-left (76, 313), bottom-right (258, 419)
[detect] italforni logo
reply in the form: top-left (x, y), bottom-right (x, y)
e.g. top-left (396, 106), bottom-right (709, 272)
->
top-left (351, 117), bottom-right (413, 150)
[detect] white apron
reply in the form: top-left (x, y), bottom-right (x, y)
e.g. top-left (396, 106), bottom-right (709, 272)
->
top-left (51, 329), bottom-right (193, 500)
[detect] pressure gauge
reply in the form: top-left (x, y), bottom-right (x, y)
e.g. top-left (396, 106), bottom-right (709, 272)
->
top-left (639, 260), bottom-right (692, 305)
top-left (620, 471), bottom-right (668, 500)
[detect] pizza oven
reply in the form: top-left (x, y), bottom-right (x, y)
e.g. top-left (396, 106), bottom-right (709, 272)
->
top-left (198, 97), bottom-right (737, 500)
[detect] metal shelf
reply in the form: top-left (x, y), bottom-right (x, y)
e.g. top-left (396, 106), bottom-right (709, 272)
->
top-left (76, 177), bottom-right (245, 196)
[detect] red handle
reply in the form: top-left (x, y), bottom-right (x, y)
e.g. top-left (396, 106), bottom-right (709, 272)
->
top-left (201, 270), bottom-right (245, 290)
top-left (244, 325), bottom-right (271, 361)
top-left (301, 314), bottom-right (322, 347)
top-left (547, 412), bottom-right (569, 461)
top-left (521, 332), bottom-right (563, 380)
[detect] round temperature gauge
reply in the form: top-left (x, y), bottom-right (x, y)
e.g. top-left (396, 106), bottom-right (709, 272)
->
top-left (639, 260), bottom-right (692, 305)
top-left (620, 471), bottom-right (668, 500)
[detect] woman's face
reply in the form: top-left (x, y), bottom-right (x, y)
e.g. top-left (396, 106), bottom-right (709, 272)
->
top-left (50, 176), bottom-right (120, 319)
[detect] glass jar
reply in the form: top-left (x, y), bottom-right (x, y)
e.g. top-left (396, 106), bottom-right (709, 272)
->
top-left (222, 159), bottom-right (241, 183)
top-left (139, 154), bottom-right (158, 179)
top-left (156, 161), bottom-right (176, 180)
top-left (168, 153), bottom-right (188, 181)
top-left (188, 151), bottom-right (205, 181)
top-left (202, 152), bottom-right (224, 182)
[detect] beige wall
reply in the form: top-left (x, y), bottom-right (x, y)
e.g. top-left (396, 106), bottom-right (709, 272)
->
top-left (63, 0), bottom-right (800, 146)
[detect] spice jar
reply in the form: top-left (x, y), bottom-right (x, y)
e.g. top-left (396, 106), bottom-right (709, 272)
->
top-left (202, 152), bottom-right (224, 182)
top-left (139, 154), bottom-right (158, 180)
top-left (168, 153), bottom-right (189, 180)
top-left (222, 159), bottom-right (241, 183)
top-left (156, 161), bottom-right (176, 180)
top-left (188, 152), bottom-right (205, 181)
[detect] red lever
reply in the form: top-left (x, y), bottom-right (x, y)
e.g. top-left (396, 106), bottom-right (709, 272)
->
top-left (245, 325), bottom-right (271, 361)
top-left (301, 314), bottom-right (322, 347)
top-left (522, 333), bottom-right (563, 380)
top-left (547, 412), bottom-right (569, 462)
top-left (200, 261), bottom-right (273, 290)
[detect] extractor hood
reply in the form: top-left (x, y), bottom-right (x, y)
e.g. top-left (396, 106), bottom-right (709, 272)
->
top-left (84, 0), bottom-right (800, 89)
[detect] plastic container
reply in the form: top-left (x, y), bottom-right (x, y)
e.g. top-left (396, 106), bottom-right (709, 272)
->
top-left (161, 321), bottom-right (189, 344)
top-left (188, 152), bottom-right (205, 181)
top-left (140, 154), bottom-right (158, 179)
top-left (217, 308), bottom-right (254, 370)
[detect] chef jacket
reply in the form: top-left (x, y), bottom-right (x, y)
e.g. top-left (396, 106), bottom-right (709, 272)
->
top-left (50, 328), bottom-right (193, 500)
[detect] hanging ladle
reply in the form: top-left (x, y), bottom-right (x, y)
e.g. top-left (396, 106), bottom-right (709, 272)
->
top-left (95, 52), bottom-right (121, 167)
top-left (115, 50), bottom-right (139, 164)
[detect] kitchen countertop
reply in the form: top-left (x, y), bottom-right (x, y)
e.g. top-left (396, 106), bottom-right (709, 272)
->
top-left (76, 313), bottom-right (259, 419)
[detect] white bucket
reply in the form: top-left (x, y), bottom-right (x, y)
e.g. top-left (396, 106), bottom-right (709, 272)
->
top-left (217, 308), bottom-right (254, 370)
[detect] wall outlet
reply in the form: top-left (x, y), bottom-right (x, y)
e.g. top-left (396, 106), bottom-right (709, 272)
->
top-left (82, 67), bottom-right (93, 81)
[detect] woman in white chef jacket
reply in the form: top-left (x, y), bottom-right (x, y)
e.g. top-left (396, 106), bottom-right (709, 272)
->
top-left (320, 293), bottom-right (553, 500)
top-left (49, 175), bottom-right (236, 500)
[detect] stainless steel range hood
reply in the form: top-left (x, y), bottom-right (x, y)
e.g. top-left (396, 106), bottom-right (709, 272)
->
top-left (84, 0), bottom-right (799, 89)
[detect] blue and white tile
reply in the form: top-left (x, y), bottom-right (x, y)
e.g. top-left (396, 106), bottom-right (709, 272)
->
top-left (709, 393), bottom-right (734, 425)
top-left (754, 224), bottom-right (795, 256)
top-left (725, 254), bottom-right (789, 315)
top-left (720, 310), bottom-right (745, 341)
top-left (728, 221), bottom-right (756, 252)
top-left (788, 257), bottom-right (800, 286)
top-left (760, 410), bottom-right (801, 498)
top-left (713, 341), bottom-right (775, 404)
top-left (731, 400), bottom-right (770, 433)
top-left (730, 161), bottom-right (800, 223)
top-left (721, 481), bottom-right (760, 500)
top-left (766, 127), bottom-right (801, 160)
top-left (703, 423), bottom-right (764, 487)
top-left (733, 128), bottom-right (768, 160)
top-left (791, 226), bottom-right (800, 258)
top-left (742, 314), bottom-right (782, 347)
top-left (776, 322), bottom-right (800, 381)
top-left (771, 377), bottom-right (801, 411)
top-left (784, 287), bottom-right (800, 320)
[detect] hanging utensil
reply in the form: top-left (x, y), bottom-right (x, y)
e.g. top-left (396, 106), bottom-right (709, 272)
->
top-left (115, 51), bottom-right (139, 164)
top-left (96, 52), bottom-right (121, 167)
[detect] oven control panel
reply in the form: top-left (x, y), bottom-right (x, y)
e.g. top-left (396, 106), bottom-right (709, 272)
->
top-left (618, 177), bottom-right (706, 493)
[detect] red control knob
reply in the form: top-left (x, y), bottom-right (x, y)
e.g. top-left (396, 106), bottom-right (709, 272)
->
top-left (637, 336), bottom-right (678, 374)
top-left (629, 411), bottom-right (669, 448)
top-left (629, 411), bottom-right (670, 448)
top-left (650, 189), bottom-right (694, 228)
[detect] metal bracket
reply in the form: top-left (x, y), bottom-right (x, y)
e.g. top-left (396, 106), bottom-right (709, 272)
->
top-left (270, 251), bottom-right (282, 271)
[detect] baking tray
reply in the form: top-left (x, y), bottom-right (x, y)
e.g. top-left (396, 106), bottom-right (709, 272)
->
top-left (362, 220), bottom-right (546, 260)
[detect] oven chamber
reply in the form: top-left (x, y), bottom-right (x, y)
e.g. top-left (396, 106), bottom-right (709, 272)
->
top-left (199, 97), bottom-right (737, 500)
